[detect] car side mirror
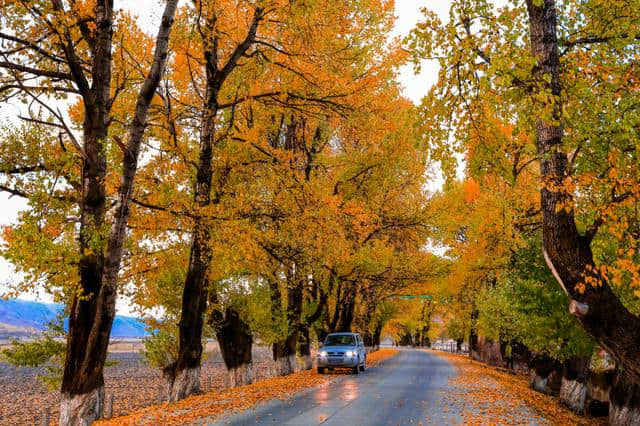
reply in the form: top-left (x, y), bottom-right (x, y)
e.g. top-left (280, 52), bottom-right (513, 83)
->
top-left (318, 342), bottom-right (323, 348)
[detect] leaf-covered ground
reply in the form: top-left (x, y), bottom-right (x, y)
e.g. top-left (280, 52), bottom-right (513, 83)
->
top-left (432, 351), bottom-right (606, 425)
top-left (97, 349), bottom-right (399, 426)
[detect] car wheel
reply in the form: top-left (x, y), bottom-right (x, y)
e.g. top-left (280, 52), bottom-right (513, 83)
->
top-left (317, 367), bottom-right (325, 374)
top-left (360, 357), bottom-right (366, 372)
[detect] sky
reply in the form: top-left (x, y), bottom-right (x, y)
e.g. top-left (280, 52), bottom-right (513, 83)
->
top-left (0, 0), bottom-right (460, 314)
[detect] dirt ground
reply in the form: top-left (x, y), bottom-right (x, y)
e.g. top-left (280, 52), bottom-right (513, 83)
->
top-left (0, 342), bottom-right (274, 425)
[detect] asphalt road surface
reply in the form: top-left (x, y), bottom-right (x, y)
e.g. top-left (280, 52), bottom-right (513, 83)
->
top-left (212, 349), bottom-right (461, 426)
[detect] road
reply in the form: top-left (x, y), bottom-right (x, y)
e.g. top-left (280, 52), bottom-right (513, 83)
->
top-left (211, 349), bottom-right (462, 426)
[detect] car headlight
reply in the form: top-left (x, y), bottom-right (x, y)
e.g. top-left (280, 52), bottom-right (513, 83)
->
top-left (319, 351), bottom-right (327, 357)
top-left (345, 350), bottom-right (356, 357)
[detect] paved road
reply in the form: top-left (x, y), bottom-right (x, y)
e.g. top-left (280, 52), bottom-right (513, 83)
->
top-left (211, 349), bottom-right (461, 426)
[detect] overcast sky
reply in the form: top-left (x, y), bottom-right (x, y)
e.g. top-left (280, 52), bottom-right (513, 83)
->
top-left (0, 0), bottom-right (468, 314)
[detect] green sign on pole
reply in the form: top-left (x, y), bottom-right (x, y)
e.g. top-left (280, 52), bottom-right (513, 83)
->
top-left (388, 294), bottom-right (433, 300)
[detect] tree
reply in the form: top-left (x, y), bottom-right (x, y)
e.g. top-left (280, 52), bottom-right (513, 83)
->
top-left (409, 0), bottom-right (640, 387)
top-left (113, 0), bottom-right (412, 400)
top-left (0, 1), bottom-right (178, 422)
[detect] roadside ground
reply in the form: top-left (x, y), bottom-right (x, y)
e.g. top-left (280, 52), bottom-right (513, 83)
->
top-left (97, 349), bottom-right (399, 425)
top-left (432, 350), bottom-right (605, 425)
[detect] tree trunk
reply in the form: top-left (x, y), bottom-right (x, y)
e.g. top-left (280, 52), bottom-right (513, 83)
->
top-left (559, 356), bottom-right (590, 414)
top-left (271, 266), bottom-right (304, 376)
top-left (165, 5), bottom-right (263, 402)
top-left (529, 355), bottom-right (561, 395)
top-left (297, 281), bottom-right (326, 371)
top-left (526, 0), bottom-right (640, 384)
top-left (328, 280), bottom-right (343, 333)
top-left (296, 325), bottom-right (313, 371)
top-left (60, 0), bottom-right (113, 419)
top-left (362, 330), bottom-right (374, 347)
top-left (469, 308), bottom-right (479, 360)
top-left (456, 338), bottom-right (463, 353)
top-left (213, 307), bottom-right (254, 388)
top-left (61, 2), bottom-right (178, 423)
top-left (587, 369), bottom-right (615, 417)
top-left (164, 217), bottom-right (211, 401)
top-left (273, 334), bottom-right (298, 376)
top-left (475, 337), bottom-right (504, 367)
top-left (373, 322), bottom-right (383, 349)
top-left (337, 287), bottom-right (356, 332)
top-left (609, 370), bottom-right (640, 426)
top-left (398, 330), bottom-right (413, 346)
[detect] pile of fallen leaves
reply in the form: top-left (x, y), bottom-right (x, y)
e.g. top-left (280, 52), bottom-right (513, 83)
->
top-left (97, 348), bottom-right (398, 425)
top-left (364, 348), bottom-right (397, 366)
top-left (433, 351), bottom-right (605, 426)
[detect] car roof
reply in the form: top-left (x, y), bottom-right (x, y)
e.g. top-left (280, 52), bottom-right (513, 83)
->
top-left (327, 332), bottom-right (359, 336)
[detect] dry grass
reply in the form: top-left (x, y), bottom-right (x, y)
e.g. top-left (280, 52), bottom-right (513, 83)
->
top-left (98, 348), bottom-right (399, 426)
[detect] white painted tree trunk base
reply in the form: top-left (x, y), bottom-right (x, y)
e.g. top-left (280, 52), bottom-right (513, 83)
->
top-left (167, 366), bottom-right (200, 402)
top-left (274, 354), bottom-right (296, 376)
top-left (227, 363), bottom-right (254, 388)
top-left (530, 371), bottom-right (548, 393)
top-left (610, 404), bottom-right (640, 426)
top-left (296, 355), bottom-right (312, 372)
top-left (59, 386), bottom-right (104, 426)
top-left (559, 378), bottom-right (587, 413)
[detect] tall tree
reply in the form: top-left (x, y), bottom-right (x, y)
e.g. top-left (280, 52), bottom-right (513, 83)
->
top-left (0, 1), bottom-right (178, 423)
top-left (156, 0), bottom-right (401, 399)
top-left (525, 0), bottom-right (640, 382)
top-left (409, 0), bottom-right (640, 387)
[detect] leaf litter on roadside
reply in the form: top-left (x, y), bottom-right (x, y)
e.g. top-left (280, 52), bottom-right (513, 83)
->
top-left (97, 349), bottom-right (399, 425)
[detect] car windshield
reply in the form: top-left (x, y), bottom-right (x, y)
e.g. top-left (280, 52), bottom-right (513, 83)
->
top-left (324, 335), bottom-right (355, 346)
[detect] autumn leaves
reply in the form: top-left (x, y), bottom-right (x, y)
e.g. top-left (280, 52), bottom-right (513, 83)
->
top-left (0, 1), bottom-right (435, 424)
top-left (410, 0), bottom-right (640, 422)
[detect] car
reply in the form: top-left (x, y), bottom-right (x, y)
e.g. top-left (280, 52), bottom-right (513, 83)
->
top-left (316, 332), bottom-right (366, 375)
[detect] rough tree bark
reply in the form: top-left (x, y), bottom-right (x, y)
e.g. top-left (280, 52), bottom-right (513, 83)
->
top-left (211, 306), bottom-right (254, 388)
top-left (60, 2), bottom-right (178, 424)
top-left (419, 300), bottom-right (432, 348)
top-left (559, 356), bottom-right (590, 414)
top-left (358, 292), bottom-right (377, 348)
top-left (529, 355), bottom-right (562, 395)
top-left (469, 307), bottom-right (480, 360)
top-left (609, 370), bottom-right (640, 426)
top-left (165, 6), bottom-right (263, 401)
top-left (525, 0), bottom-right (640, 386)
top-left (272, 265), bottom-right (303, 375)
top-left (297, 285), bottom-right (327, 371)
top-left (586, 368), bottom-right (614, 417)
top-left (336, 285), bottom-right (356, 332)
top-left (372, 322), bottom-right (384, 348)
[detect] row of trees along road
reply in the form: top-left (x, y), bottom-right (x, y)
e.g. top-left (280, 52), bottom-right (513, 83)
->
top-left (0, 1), bottom-right (442, 424)
top-left (407, 0), bottom-right (640, 424)
top-left (4, 0), bottom-right (640, 425)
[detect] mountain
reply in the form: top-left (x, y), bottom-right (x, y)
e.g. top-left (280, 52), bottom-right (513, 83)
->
top-left (0, 299), bottom-right (148, 339)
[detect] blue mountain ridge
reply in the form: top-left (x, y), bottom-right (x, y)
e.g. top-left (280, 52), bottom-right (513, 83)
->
top-left (0, 299), bottom-right (148, 338)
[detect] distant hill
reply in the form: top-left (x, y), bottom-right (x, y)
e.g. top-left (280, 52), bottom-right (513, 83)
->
top-left (0, 299), bottom-right (148, 339)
